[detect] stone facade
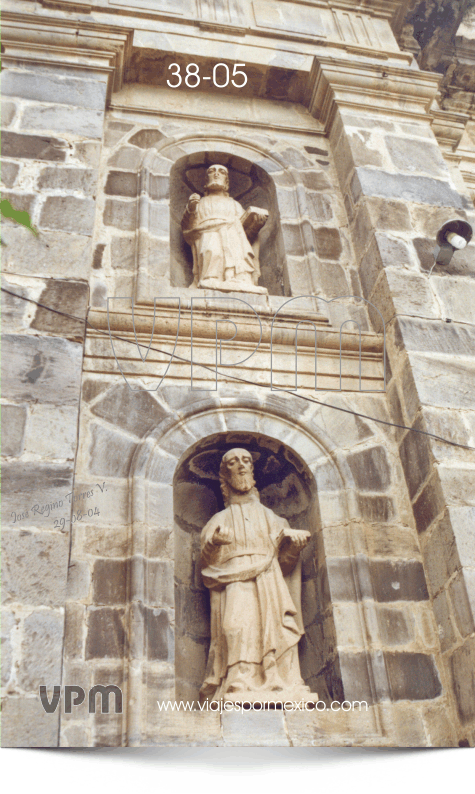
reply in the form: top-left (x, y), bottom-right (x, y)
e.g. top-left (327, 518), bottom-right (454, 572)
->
top-left (2, 0), bottom-right (475, 747)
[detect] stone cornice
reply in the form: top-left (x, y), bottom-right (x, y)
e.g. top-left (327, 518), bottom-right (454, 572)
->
top-left (1, 12), bottom-right (133, 102)
top-left (306, 55), bottom-right (441, 130)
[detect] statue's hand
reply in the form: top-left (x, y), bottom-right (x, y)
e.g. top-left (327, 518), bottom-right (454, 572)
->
top-left (213, 524), bottom-right (233, 547)
top-left (187, 193), bottom-right (201, 212)
top-left (279, 528), bottom-right (310, 551)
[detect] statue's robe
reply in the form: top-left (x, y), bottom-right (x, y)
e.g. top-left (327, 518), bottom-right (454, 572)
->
top-left (182, 194), bottom-right (258, 286)
top-left (199, 489), bottom-right (310, 702)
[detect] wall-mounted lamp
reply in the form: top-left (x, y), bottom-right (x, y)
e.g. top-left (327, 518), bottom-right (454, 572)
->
top-left (432, 219), bottom-right (473, 269)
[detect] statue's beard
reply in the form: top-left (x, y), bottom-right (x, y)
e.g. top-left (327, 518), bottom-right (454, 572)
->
top-left (228, 471), bottom-right (255, 494)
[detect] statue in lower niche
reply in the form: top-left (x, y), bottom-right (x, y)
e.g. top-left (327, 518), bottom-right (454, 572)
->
top-left (181, 164), bottom-right (269, 294)
top-left (199, 448), bottom-right (316, 704)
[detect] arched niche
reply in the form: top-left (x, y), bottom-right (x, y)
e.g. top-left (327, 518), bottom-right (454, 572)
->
top-left (172, 429), bottom-right (331, 704)
top-left (169, 151), bottom-right (289, 296)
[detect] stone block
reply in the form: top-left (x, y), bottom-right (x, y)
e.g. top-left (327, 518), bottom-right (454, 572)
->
top-left (370, 560), bottom-right (429, 603)
top-left (423, 513), bottom-right (460, 596)
top-left (365, 197), bottom-right (412, 232)
top-left (327, 557), bottom-right (357, 601)
top-left (103, 198), bottom-right (136, 231)
top-left (30, 279), bottom-right (89, 339)
top-left (66, 559), bottom-right (91, 601)
top-left (75, 523), bottom-right (130, 559)
top-left (377, 606), bottom-right (413, 646)
top-left (222, 710), bottom-right (289, 746)
top-left (25, 404), bottom-right (78, 461)
top-left (357, 495), bottom-right (395, 523)
top-left (21, 105), bottom-right (104, 139)
top-left (413, 237), bottom-right (436, 271)
top-left (338, 651), bottom-right (375, 704)
top-left (149, 174), bottom-right (170, 201)
top-left (347, 446), bottom-right (391, 492)
top-left (399, 421), bottom-right (433, 500)
top-left (104, 170), bottom-right (138, 197)
top-left (39, 196), bottom-right (96, 236)
top-left (281, 223), bottom-right (306, 257)
top-left (385, 652), bottom-right (442, 700)
top-left (2, 454), bottom-right (73, 530)
top-left (73, 140), bottom-right (101, 167)
top-left (108, 146), bottom-right (144, 170)
top-left (38, 167), bottom-right (97, 195)
top-left (1, 227), bottom-right (92, 278)
top-left (300, 170), bottom-right (332, 191)
top-left (110, 235), bottom-right (135, 269)
top-left (93, 243), bottom-right (105, 269)
top-left (399, 317), bottom-right (475, 357)
top-left (412, 474), bottom-right (446, 534)
top-left (137, 558), bottom-right (174, 608)
top-left (148, 202), bottom-right (170, 236)
top-left (2, 69), bottom-right (107, 110)
top-left (91, 384), bottom-right (167, 438)
top-left (104, 120), bottom-right (134, 148)
top-left (422, 701), bottom-right (459, 747)
top-left (1, 404), bottom-right (27, 457)
top-left (88, 424), bottom-right (137, 478)
top-left (1, 335), bottom-right (83, 404)
top-left (375, 232), bottom-right (413, 267)
top-left (313, 227), bottom-right (342, 260)
top-left (93, 559), bottom-right (127, 605)
top-left (353, 168), bottom-right (464, 209)
top-left (85, 607), bottom-right (127, 659)
top-left (1, 131), bottom-right (68, 162)
top-left (433, 590), bottom-right (457, 652)
top-left (450, 636), bottom-right (475, 723)
top-left (1, 696), bottom-right (59, 747)
top-left (175, 584), bottom-right (210, 640)
top-left (63, 602), bottom-right (86, 659)
top-left (448, 506), bottom-right (475, 569)
top-left (129, 128), bottom-right (165, 148)
top-left (1, 160), bottom-right (20, 187)
top-left (385, 136), bottom-right (448, 178)
top-left (448, 574), bottom-right (475, 638)
top-left (433, 276), bottom-right (475, 325)
top-left (18, 610), bottom-right (64, 690)
top-left (144, 606), bottom-right (172, 661)
top-left (1, 100), bottom-right (17, 127)
top-left (408, 355), bottom-right (475, 412)
top-left (1, 529), bottom-right (69, 606)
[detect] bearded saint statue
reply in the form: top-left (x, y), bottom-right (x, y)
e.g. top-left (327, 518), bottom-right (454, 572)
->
top-left (181, 164), bottom-right (268, 294)
top-left (199, 448), bottom-right (315, 704)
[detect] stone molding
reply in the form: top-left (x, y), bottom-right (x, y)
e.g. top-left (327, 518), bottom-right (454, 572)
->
top-left (1, 12), bottom-right (134, 103)
top-left (307, 55), bottom-right (441, 131)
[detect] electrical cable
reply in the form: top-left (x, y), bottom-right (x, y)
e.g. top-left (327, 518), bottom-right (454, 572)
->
top-left (2, 285), bottom-right (475, 452)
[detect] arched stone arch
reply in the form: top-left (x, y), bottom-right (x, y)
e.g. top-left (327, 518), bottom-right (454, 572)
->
top-left (124, 394), bottom-right (389, 743)
top-left (105, 130), bottom-right (327, 302)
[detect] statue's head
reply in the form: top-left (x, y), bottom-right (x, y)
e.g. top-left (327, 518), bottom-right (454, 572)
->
top-left (219, 448), bottom-right (256, 505)
top-left (205, 164), bottom-right (229, 195)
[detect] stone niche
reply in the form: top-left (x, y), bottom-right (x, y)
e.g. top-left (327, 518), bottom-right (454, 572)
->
top-left (170, 152), bottom-right (289, 296)
top-left (173, 430), bottom-right (338, 704)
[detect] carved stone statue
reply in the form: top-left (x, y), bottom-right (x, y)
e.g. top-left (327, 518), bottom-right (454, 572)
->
top-left (199, 448), bottom-right (315, 704)
top-left (181, 164), bottom-right (269, 294)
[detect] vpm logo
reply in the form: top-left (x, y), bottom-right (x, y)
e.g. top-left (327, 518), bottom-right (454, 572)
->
top-left (106, 294), bottom-right (387, 393)
top-left (39, 685), bottom-right (123, 714)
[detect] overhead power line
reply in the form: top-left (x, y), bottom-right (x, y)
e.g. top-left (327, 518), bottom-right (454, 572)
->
top-left (2, 286), bottom-right (475, 452)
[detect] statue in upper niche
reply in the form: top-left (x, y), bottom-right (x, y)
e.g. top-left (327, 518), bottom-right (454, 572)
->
top-left (199, 448), bottom-right (316, 704)
top-left (181, 164), bottom-right (269, 294)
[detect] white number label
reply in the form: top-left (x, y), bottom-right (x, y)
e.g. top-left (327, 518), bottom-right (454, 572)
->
top-left (167, 63), bottom-right (182, 88)
top-left (232, 63), bottom-right (248, 88)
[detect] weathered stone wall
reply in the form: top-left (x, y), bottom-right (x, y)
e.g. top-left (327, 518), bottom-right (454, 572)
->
top-left (324, 65), bottom-right (475, 744)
